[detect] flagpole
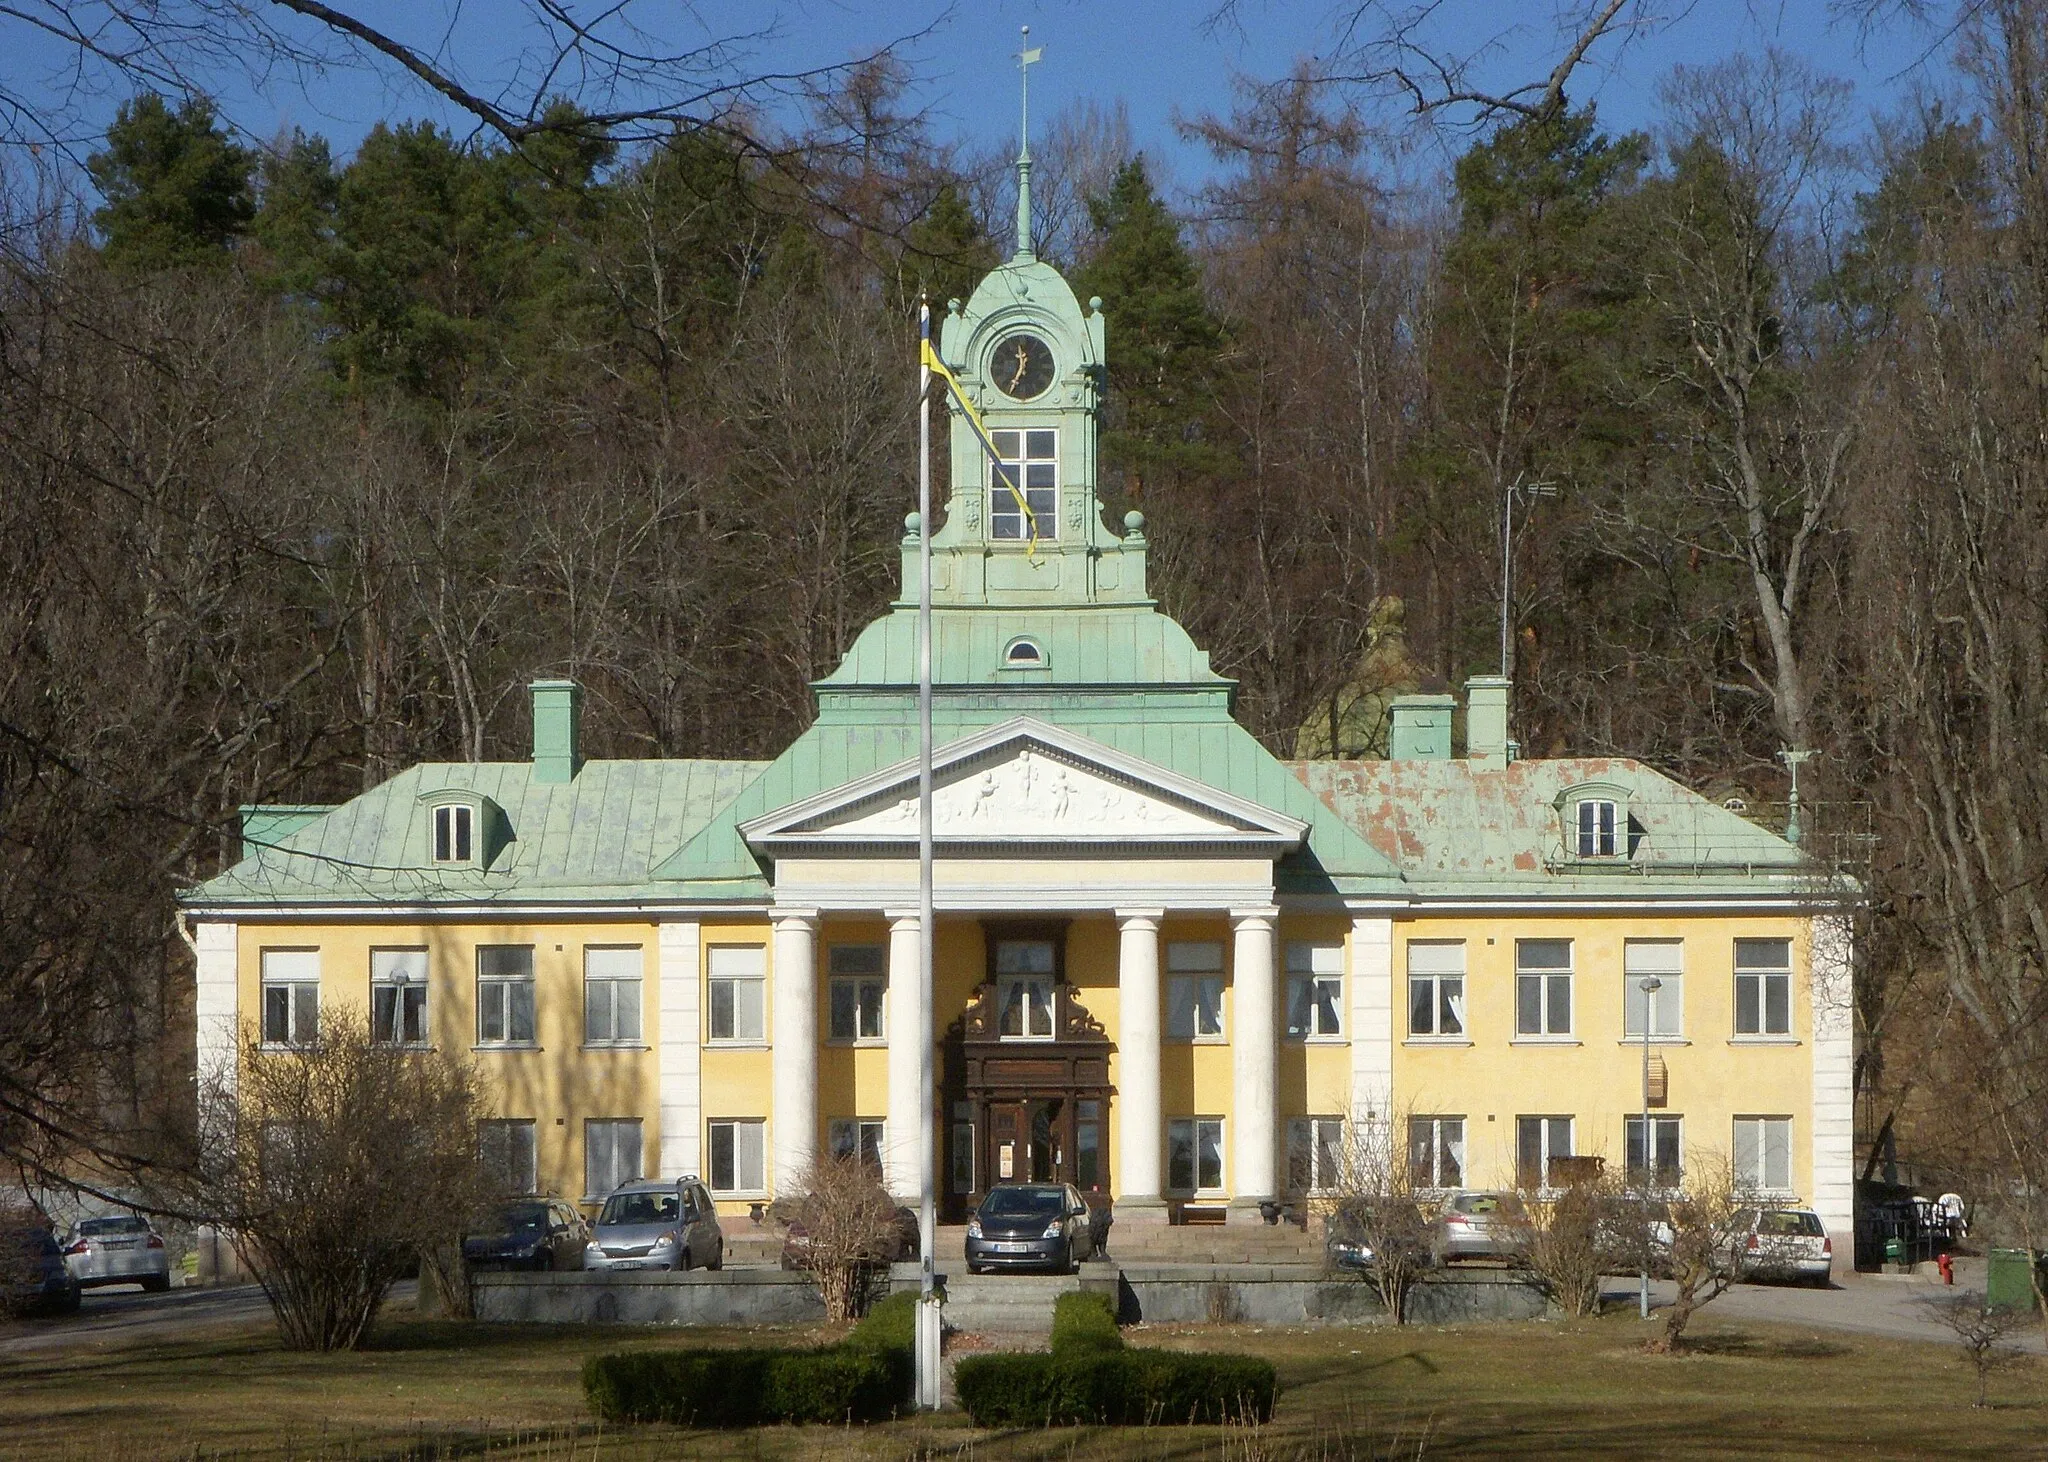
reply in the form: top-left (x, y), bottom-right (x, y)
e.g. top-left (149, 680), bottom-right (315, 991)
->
top-left (915, 296), bottom-right (941, 1412)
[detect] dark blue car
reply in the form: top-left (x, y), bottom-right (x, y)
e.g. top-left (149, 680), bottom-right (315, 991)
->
top-left (4, 1218), bottom-right (81, 1316)
top-left (462, 1199), bottom-right (589, 1271)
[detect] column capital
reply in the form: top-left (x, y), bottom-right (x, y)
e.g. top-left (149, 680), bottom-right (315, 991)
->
top-left (1228, 906), bottom-right (1281, 927)
top-left (1115, 907), bottom-right (1165, 927)
top-left (883, 908), bottom-right (922, 928)
top-left (770, 907), bottom-right (820, 928)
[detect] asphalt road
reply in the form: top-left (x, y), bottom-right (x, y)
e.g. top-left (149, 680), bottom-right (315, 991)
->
top-left (0, 1279), bottom-right (421, 1356)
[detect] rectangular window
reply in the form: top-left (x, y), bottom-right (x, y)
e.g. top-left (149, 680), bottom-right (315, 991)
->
top-left (1167, 1117), bottom-right (1226, 1195)
top-left (476, 946), bottom-right (536, 1045)
top-left (1515, 1115), bottom-right (1575, 1191)
top-left (828, 945), bottom-right (887, 1041)
top-left (709, 1118), bottom-right (766, 1195)
top-left (1075, 1099), bottom-right (1103, 1190)
top-left (584, 1118), bottom-right (642, 1199)
top-left (1623, 940), bottom-right (1684, 1039)
top-left (1408, 1116), bottom-right (1466, 1191)
top-left (1285, 942), bottom-right (1344, 1038)
top-left (1406, 941), bottom-right (1467, 1038)
top-left (951, 1101), bottom-right (975, 1195)
top-left (370, 948), bottom-right (428, 1046)
top-left (1734, 938), bottom-right (1793, 1036)
top-left (1575, 799), bottom-right (1617, 857)
top-left (1286, 1116), bottom-right (1345, 1193)
top-left (1626, 1115), bottom-right (1683, 1188)
top-left (995, 940), bottom-right (1057, 1040)
top-left (1166, 940), bottom-right (1225, 1040)
top-left (707, 945), bottom-right (767, 1043)
top-left (480, 1119), bottom-right (537, 1194)
top-left (827, 1118), bottom-right (885, 1168)
top-left (582, 946), bottom-right (643, 1045)
top-left (1514, 939), bottom-right (1573, 1037)
top-left (989, 428), bottom-right (1058, 542)
top-left (1733, 1116), bottom-right (1793, 1193)
top-left (260, 949), bottom-right (320, 1046)
top-left (432, 803), bottom-right (473, 863)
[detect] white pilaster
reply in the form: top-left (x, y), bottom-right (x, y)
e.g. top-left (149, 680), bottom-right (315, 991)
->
top-left (1810, 912), bottom-right (1856, 1277)
top-left (193, 921), bottom-right (239, 1099)
top-left (657, 919), bottom-right (702, 1181)
top-left (769, 910), bottom-right (820, 1196)
top-left (1230, 907), bottom-right (1280, 1221)
top-left (1116, 909), bottom-right (1166, 1219)
top-left (885, 911), bottom-right (924, 1200)
top-left (1349, 916), bottom-right (1395, 1125)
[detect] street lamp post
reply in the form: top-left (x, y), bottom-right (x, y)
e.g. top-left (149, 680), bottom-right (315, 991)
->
top-left (1637, 973), bottom-right (1663, 1321)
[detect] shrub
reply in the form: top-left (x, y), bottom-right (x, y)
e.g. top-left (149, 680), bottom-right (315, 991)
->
top-left (582, 1344), bottom-right (906, 1426)
top-left (1048, 1289), bottom-right (1122, 1353)
top-left (954, 1348), bottom-right (1276, 1427)
top-left (846, 1287), bottom-right (917, 1354)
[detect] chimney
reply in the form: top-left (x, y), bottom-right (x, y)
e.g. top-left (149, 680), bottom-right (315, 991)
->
top-left (1388, 694), bottom-right (1455, 760)
top-left (1464, 675), bottom-right (1512, 770)
top-left (530, 679), bottom-right (583, 784)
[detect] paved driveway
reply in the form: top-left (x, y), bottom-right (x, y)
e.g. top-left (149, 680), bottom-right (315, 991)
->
top-left (0, 1280), bottom-right (420, 1356)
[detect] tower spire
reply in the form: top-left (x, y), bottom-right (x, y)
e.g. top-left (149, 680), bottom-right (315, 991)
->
top-left (1015, 26), bottom-right (1041, 260)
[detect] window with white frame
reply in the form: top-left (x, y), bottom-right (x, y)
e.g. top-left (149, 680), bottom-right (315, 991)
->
top-left (1734, 938), bottom-right (1793, 1036)
top-left (1408, 1116), bottom-right (1466, 1191)
top-left (432, 802), bottom-right (474, 863)
top-left (1514, 939), bottom-right (1574, 1037)
top-left (708, 1118), bottom-right (766, 1195)
top-left (1407, 941), bottom-right (1467, 1038)
top-left (1733, 1116), bottom-right (1793, 1193)
top-left (480, 1118), bottom-right (537, 1193)
top-left (1003, 636), bottom-right (1045, 667)
top-left (584, 1118), bottom-right (641, 1199)
top-left (370, 948), bottom-right (428, 1046)
top-left (1574, 798), bottom-right (1619, 857)
top-left (951, 1101), bottom-right (975, 1195)
top-left (989, 429), bottom-right (1058, 541)
top-left (1166, 940), bottom-right (1226, 1040)
top-left (707, 945), bottom-right (766, 1043)
top-left (476, 946), bottom-right (536, 1045)
top-left (828, 944), bottom-right (886, 1042)
top-left (1515, 1115), bottom-right (1575, 1191)
top-left (1626, 1114), bottom-right (1683, 1188)
top-left (828, 1118), bottom-right (885, 1168)
top-left (1287, 1116), bottom-right (1344, 1193)
top-left (995, 940), bottom-right (1056, 1039)
top-left (1167, 1117), bottom-right (1225, 1195)
top-left (260, 949), bottom-right (320, 1046)
top-left (583, 946), bottom-right (643, 1046)
top-left (1285, 942), bottom-right (1344, 1038)
top-left (1623, 940), bottom-right (1684, 1039)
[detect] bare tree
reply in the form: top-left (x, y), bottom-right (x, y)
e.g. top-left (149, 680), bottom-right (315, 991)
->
top-left (1324, 1111), bottom-right (1436, 1325)
top-left (1647, 1152), bottom-right (1754, 1353)
top-left (1498, 1165), bottom-right (1630, 1318)
top-left (1926, 1291), bottom-right (2027, 1408)
top-left (773, 1153), bottom-right (905, 1324)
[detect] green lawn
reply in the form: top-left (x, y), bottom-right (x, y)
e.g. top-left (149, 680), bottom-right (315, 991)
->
top-left (1, 1301), bottom-right (2041, 1460)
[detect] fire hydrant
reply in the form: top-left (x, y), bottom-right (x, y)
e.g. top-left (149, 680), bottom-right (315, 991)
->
top-left (1938, 1251), bottom-right (1955, 1286)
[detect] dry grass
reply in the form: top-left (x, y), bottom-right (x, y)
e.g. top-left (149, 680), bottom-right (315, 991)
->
top-left (1, 1300), bottom-right (2044, 1459)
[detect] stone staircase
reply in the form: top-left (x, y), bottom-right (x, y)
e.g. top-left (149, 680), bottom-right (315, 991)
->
top-left (891, 1262), bottom-right (1098, 1336)
top-left (1107, 1222), bottom-right (1324, 1266)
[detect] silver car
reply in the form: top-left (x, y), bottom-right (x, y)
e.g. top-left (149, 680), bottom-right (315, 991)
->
top-left (1433, 1191), bottom-right (1528, 1263)
top-left (584, 1179), bottom-right (724, 1272)
top-left (63, 1215), bottom-right (171, 1292)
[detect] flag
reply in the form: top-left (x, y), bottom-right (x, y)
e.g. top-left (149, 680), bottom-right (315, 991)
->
top-left (919, 336), bottom-right (1043, 557)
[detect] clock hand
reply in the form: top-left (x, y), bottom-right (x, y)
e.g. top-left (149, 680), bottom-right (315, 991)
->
top-left (1008, 347), bottom-right (1027, 390)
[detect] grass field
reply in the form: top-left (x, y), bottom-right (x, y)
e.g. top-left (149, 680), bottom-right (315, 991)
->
top-left (1, 1301), bottom-right (2041, 1460)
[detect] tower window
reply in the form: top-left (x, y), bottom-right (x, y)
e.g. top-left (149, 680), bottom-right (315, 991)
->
top-left (1003, 637), bottom-right (1045, 667)
top-left (990, 430), bottom-right (1057, 542)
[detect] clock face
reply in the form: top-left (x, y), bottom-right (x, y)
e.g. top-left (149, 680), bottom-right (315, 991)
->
top-left (989, 332), bottom-right (1055, 400)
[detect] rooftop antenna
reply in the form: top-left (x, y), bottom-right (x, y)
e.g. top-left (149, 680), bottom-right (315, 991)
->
top-left (1015, 26), bottom-right (1042, 259)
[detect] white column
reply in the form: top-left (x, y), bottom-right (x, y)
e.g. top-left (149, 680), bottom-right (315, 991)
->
top-left (1230, 907), bottom-right (1281, 1222)
top-left (885, 910), bottom-right (924, 1200)
top-left (1349, 915), bottom-right (1395, 1126)
top-left (1810, 913), bottom-right (1856, 1278)
top-left (193, 920), bottom-right (239, 1099)
top-left (769, 910), bottom-right (819, 1197)
top-left (1116, 909), bottom-right (1167, 1220)
top-left (657, 920), bottom-right (703, 1181)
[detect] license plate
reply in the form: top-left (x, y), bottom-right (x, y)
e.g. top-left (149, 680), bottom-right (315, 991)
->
top-left (996, 1242), bottom-right (1034, 1253)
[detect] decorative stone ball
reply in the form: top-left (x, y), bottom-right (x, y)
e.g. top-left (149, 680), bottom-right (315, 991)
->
top-left (1089, 296), bottom-right (1104, 313)
top-left (905, 511), bottom-right (922, 535)
top-left (1124, 510), bottom-right (1146, 532)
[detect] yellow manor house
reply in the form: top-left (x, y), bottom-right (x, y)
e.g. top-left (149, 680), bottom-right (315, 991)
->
top-left (180, 192), bottom-right (1854, 1267)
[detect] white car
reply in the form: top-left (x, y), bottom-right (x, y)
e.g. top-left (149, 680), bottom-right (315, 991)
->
top-left (1735, 1207), bottom-right (1833, 1283)
top-left (63, 1215), bottom-right (171, 1292)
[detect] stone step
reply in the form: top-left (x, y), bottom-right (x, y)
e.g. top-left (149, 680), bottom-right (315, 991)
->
top-left (891, 1264), bottom-right (1097, 1335)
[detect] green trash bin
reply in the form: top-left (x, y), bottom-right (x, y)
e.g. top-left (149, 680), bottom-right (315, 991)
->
top-left (1985, 1248), bottom-right (2044, 1311)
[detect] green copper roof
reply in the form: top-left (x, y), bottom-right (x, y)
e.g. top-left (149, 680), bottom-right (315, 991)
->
top-left (817, 604), bottom-right (1228, 693)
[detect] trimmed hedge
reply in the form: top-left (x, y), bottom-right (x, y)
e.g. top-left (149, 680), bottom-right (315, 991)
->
top-left (583, 1344), bottom-right (909, 1427)
top-left (1048, 1290), bottom-right (1123, 1353)
top-left (953, 1349), bottom-right (1277, 1427)
top-left (847, 1287), bottom-right (917, 1353)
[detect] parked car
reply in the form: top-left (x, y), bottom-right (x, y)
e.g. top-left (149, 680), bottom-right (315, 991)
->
top-left (1433, 1191), bottom-right (1529, 1264)
top-left (778, 1203), bottom-right (919, 1271)
top-left (964, 1183), bottom-right (1095, 1274)
top-left (1735, 1206), bottom-right (1833, 1284)
top-left (3, 1214), bottom-right (81, 1316)
top-left (463, 1199), bottom-right (589, 1272)
top-left (62, 1214), bottom-right (171, 1292)
top-left (1324, 1199), bottom-right (1429, 1273)
top-left (584, 1178), bottom-right (724, 1272)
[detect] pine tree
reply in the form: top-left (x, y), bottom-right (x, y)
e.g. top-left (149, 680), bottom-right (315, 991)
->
top-left (87, 93), bottom-right (256, 270)
top-left (899, 182), bottom-right (996, 314)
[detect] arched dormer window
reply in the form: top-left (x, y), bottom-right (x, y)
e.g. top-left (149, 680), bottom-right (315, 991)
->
top-left (1556, 780), bottom-right (1633, 862)
top-left (417, 788), bottom-right (512, 871)
top-left (1002, 636), bottom-right (1047, 669)
top-left (433, 804), bottom-right (473, 863)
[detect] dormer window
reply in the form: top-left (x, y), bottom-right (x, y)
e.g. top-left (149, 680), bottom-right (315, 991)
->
top-left (990, 430), bottom-right (1057, 542)
top-left (1575, 799), bottom-right (1618, 858)
top-left (1556, 780), bottom-right (1633, 862)
top-left (433, 803), bottom-right (474, 863)
top-left (1003, 636), bottom-right (1045, 668)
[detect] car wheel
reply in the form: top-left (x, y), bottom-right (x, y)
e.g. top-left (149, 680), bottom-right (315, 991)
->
top-left (143, 1275), bottom-right (170, 1293)
top-left (707, 1242), bottom-right (723, 1272)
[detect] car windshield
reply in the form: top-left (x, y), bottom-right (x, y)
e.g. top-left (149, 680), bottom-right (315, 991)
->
top-left (599, 1192), bottom-right (678, 1226)
top-left (1758, 1210), bottom-right (1824, 1237)
top-left (78, 1216), bottom-right (149, 1236)
top-left (1454, 1193), bottom-right (1523, 1217)
top-left (493, 1203), bottom-right (550, 1233)
top-left (979, 1187), bottom-right (1064, 1220)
